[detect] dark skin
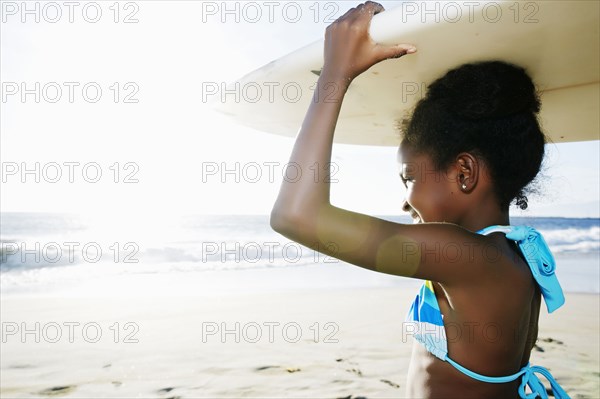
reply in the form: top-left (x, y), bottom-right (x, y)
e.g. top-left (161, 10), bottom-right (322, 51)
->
top-left (270, 2), bottom-right (541, 398)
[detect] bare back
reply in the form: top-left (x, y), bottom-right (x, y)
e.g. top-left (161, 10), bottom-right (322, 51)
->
top-left (406, 233), bottom-right (542, 398)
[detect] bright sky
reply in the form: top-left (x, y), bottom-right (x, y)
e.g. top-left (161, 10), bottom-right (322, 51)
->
top-left (1, 1), bottom-right (599, 218)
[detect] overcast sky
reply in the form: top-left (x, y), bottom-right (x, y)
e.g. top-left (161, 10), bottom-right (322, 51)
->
top-left (1, 1), bottom-right (598, 218)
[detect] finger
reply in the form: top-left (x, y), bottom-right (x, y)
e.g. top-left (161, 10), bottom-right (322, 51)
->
top-left (375, 43), bottom-right (418, 61)
top-left (337, 6), bottom-right (357, 21)
top-left (355, 1), bottom-right (384, 18)
top-left (348, 2), bottom-right (384, 27)
top-left (365, 1), bottom-right (385, 14)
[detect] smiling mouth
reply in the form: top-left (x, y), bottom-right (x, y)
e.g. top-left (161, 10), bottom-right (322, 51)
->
top-left (403, 204), bottom-right (421, 223)
top-left (408, 211), bottom-right (421, 224)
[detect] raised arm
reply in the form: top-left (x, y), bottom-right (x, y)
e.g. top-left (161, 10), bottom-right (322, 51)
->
top-left (269, 2), bottom-right (489, 284)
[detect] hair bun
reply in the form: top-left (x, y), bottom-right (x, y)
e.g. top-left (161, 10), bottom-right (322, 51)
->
top-left (426, 61), bottom-right (541, 120)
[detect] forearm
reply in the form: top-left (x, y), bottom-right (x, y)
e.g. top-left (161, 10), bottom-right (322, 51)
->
top-left (270, 71), bottom-right (351, 224)
top-left (270, 0), bottom-right (414, 233)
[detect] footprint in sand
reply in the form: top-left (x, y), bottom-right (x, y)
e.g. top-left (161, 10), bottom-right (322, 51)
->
top-left (38, 386), bottom-right (76, 396)
top-left (157, 387), bottom-right (182, 399)
top-left (255, 365), bottom-right (280, 371)
top-left (254, 365), bottom-right (301, 373)
top-left (8, 364), bottom-right (34, 369)
top-left (286, 368), bottom-right (301, 373)
top-left (346, 368), bottom-right (363, 377)
top-left (380, 379), bottom-right (400, 388)
top-left (534, 337), bottom-right (565, 353)
top-left (540, 337), bottom-right (564, 345)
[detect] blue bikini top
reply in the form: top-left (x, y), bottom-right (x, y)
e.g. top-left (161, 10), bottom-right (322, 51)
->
top-left (405, 225), bottom-right (570, 399)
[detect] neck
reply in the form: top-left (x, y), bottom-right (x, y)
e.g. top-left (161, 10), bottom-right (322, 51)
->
top-left (458, 201), bottom-right (510, 233)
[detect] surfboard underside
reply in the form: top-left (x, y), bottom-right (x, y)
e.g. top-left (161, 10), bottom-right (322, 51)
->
top-left (214, 1), bottom-right (600, 146)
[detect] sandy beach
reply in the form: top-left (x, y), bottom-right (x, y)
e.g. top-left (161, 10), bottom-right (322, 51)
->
top-left (1, 281), bottom-right (598, 399)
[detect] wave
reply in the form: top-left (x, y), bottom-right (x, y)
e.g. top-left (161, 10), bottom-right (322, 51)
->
top-left (1, 241), bottom-right (81, 272)
top-left (1, 214), bottom-right (598, 294)
top-left (2, 226), bottom-right (598, 273)
top-left (540, 226), bottom-right (600, 253)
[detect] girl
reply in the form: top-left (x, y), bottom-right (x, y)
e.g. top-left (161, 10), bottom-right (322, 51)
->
top-left (270, 2), bottom-right (570, 398)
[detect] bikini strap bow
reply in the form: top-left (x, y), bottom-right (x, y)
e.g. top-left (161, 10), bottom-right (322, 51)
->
top-left (519, 364), bottom-right (571, 399)
top-left (505, 226), bottom-right (565, 313)
top-left (444, 358), bottom-right (571, 398)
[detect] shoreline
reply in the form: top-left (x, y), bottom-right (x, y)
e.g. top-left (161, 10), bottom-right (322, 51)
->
top-left (2, 250), bottom-right (599, 299)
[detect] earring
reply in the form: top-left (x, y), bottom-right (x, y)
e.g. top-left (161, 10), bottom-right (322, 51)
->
top-left (461, 183), bottom-right (467, 190)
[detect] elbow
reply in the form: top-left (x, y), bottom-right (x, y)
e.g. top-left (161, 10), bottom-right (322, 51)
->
top-left (270, 206), bottom-right (312, 241)
top-left (269, 209), bottom-right (297, 235)
top-left (269, 198), bottom-right (301, 234)
top-left (270, 202), bottom-right (328, 239)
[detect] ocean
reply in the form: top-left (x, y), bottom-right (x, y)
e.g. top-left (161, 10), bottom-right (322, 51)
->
top-left (1, 213), bottom-right (598, 296)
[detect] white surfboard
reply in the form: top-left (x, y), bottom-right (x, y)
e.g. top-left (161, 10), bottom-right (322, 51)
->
top-left (213, 1), bottom-right (599, 146)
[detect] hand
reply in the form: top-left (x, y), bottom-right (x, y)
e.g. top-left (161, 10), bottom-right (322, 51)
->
top-left (322, 1), bottom-right (416, 82)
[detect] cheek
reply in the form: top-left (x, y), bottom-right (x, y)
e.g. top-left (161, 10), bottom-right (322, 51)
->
top-left (404, 184), bottom-right (416, 204)
top-left (405, 185), bottom-right (427, 213)
top-left (407, 182), bottom-right (448, 216)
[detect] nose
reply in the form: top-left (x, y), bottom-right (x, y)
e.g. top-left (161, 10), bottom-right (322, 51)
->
top-left (402, 200), bottom-right (412, 213)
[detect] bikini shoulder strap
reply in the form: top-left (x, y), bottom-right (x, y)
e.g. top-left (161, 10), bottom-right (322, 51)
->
top-left (476, 225), bottom-right (566, 313)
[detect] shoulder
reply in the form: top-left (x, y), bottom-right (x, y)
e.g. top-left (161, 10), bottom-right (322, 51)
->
top-left (406, 223), bottom-right (519, 284)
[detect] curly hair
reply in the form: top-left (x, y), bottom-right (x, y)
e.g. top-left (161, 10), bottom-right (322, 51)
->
top-left (398, 60), bottom-right (547, 210)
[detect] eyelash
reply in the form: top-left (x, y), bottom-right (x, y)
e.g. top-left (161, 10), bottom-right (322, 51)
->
top-left (400, 174), bottom-right (413, 187)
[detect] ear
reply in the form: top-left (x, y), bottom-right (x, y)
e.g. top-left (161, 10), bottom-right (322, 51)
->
top-left (454, 152), bottom-right (479, 193)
